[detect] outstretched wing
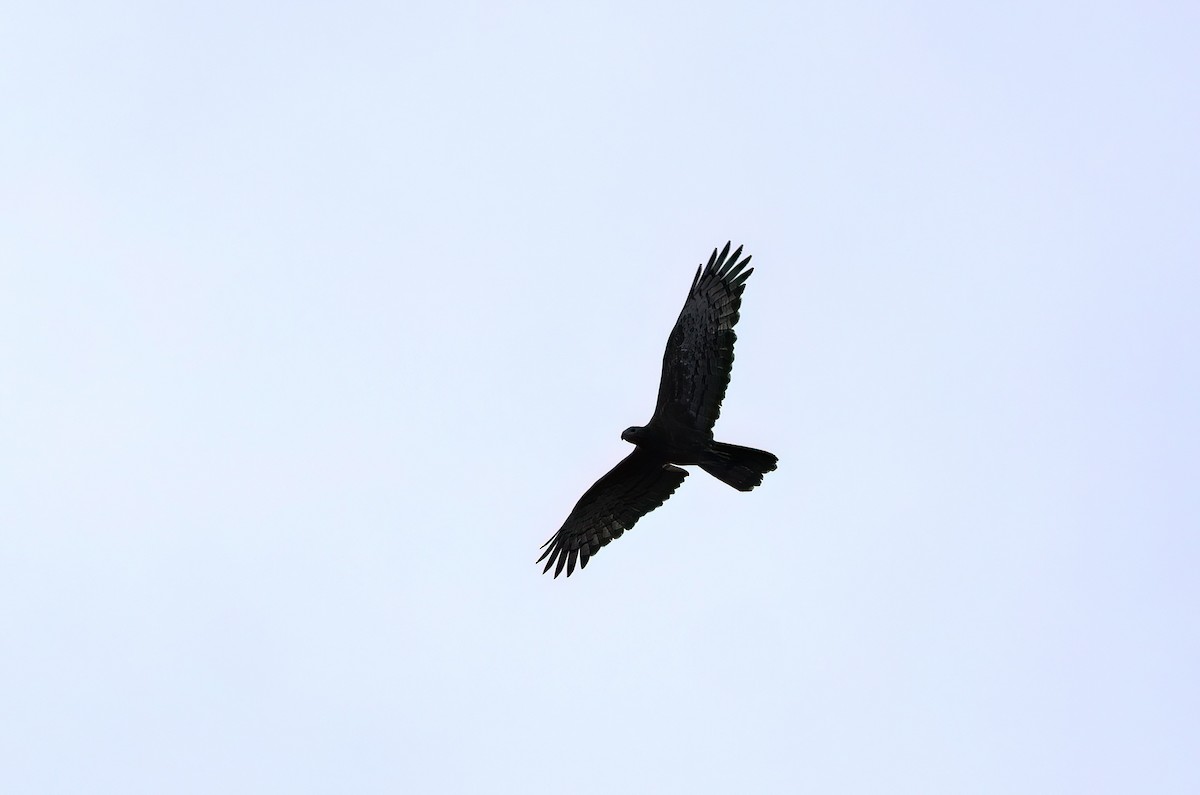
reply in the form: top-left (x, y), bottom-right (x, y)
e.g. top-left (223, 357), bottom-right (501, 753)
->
top-left (537, 448), bottom-right (688, 578)
top-left (652, 242), bottom-right (754, 432)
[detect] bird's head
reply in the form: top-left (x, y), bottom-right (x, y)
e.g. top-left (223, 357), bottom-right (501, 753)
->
top-left (621, 425), bottom-right (645, 444)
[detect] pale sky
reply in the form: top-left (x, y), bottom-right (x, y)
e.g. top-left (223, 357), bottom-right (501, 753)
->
top-left (3, 2), bottom-right (1197, 793)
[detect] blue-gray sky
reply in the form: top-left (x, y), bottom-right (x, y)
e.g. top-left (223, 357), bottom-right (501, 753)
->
top-left (3, 2), bottom-right (1197, 792)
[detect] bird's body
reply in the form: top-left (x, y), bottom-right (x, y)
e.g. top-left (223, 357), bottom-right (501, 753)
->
top-left (538, 242), bottom-right (778, 577)
top-left (620, 422), bottom-right (710, 465)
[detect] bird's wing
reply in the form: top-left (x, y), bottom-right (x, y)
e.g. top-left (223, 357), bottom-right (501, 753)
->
top-left (537, 447), bottom-right (688, 578)
top-left (652, 242), bottom-right (753, 432)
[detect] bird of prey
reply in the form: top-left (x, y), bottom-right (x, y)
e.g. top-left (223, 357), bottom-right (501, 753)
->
top-left (538, 242), bottom-right (778, 577)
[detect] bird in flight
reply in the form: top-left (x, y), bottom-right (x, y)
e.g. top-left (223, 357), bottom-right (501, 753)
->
top-left (538, 242), bottom-right (778, 577)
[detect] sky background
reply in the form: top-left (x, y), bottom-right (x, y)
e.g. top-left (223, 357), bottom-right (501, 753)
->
top-left (3, 2), bottom-right (1198, 793)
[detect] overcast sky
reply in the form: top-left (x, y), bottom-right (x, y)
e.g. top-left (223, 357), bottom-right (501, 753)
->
top-left (3, 2), bottom-right (1197, 793)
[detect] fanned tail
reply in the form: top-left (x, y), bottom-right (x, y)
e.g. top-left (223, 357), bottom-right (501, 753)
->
top-left (699, 442), bottom-right (778, 491)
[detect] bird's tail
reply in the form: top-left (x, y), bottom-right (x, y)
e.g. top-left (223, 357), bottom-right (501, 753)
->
top-left (700, 442), bottom-right (778, 492)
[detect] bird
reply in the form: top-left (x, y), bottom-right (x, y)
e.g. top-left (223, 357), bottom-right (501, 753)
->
top-left (537, 242), bottom-right (778, 577)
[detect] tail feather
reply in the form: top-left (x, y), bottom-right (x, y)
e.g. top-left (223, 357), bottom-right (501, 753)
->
top-left (700, 442), bottom-right (778, 491)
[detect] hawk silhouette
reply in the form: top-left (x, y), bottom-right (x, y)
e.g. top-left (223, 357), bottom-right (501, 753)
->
top-left (538, 242), bottom-right (778, 577)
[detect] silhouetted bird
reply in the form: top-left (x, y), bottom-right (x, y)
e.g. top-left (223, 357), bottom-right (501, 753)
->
top-left (538, 242), bottom-right (778, 577)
